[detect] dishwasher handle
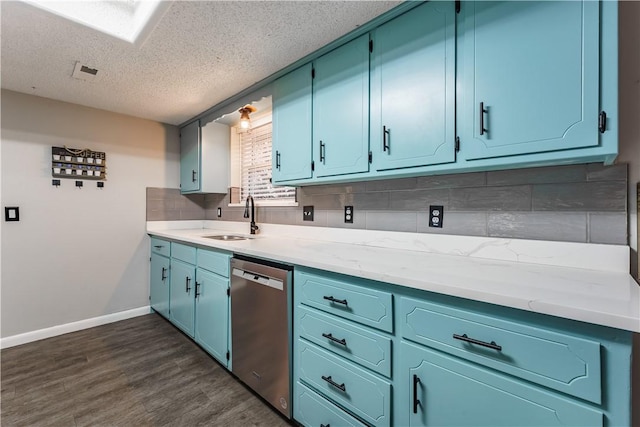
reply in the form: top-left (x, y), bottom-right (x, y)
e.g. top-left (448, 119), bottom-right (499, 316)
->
top-left (232, 267), bottom-right (284, 291)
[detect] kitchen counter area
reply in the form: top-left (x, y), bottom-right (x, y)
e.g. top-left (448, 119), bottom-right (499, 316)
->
top-left (147, 220), bottom-right (640, 333)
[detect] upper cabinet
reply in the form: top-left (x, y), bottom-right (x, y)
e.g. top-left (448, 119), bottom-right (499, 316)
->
top-left (272, 63), bottom-right (313, 183)
top-left (370, 1), bottom-right (456, 171)
top-left (268, 0), bottom-right (617, 187)
top-left (459, 1), bottom-right (602, 160)
top-left (180, 120), bottom-right (229, 194)
top-left (313, 34), bottom-right (371, 178)
top-left (180, 120), bottom-right (200, 193)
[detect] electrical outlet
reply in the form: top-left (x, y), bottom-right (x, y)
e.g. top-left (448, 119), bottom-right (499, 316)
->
top-left (344, 206), bottom-right (354, 223)
top-left (429, 205), bottom-right (443, 228)
top-left (217, 207), bottom-right (222, 218)
top-left (303, 205), bottom-right (314, 221)
top-left (52, 179), bottom-right (61, 187)
top-left (97, 182), bottom-right (104, 188)
top-left (75, 181), bottom-right (83, 188)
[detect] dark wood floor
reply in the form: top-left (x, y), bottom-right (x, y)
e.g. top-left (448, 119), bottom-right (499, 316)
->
top-left (1, 314), bottom-right (292, 426)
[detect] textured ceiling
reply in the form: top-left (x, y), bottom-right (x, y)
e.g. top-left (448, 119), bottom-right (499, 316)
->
top-left (1, 1), bottom-right (401, 125)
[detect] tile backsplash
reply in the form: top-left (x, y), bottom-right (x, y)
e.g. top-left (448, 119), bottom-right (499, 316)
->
top-left (147, 163), bottom-right (628, 245)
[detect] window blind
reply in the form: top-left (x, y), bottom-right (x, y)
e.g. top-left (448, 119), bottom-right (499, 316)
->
top-left (240, 122), bottom-right (295, 202)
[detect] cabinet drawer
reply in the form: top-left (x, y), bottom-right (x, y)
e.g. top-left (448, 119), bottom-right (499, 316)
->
top-left (197, 248), bottom-right (230, 277)
top-left (172, 242), bottom-right (196, 265)
top-left (296, 270), bottom-right (393, 333)
top-left (298, 340), bottom-right (391, 427)
top-left (295, 381), bottom-right (367, 427)
top-left (150, 237), bottom-right (170, 257)
top-left (298, 306), bottom-right (391, 377)
top-left (399, 297), bottom-right (602, 404)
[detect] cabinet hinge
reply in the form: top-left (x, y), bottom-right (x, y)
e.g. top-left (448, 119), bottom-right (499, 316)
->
top-left (368, 151), bottom-right (373, 163)
top-left (599, 111), bottom-right (607, 133)
top-left (226, 351), bottom-right (230, 360)
top-left (455, 137), bottom-right (460, 152)
top-left (311, 68), bottom-right (315, 79)
top-left (455, 0), bottom-right (461, 13)
top-left (311, 161), bottom-right (315, 172)
top-left (369, 40), bottom-right (373, 53)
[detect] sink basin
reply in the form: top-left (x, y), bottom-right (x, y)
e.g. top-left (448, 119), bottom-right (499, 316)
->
top-left (203, 234), bottom-right (248, 241)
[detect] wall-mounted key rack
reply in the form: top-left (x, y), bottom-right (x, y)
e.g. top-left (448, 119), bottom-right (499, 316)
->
top-left (51, 146), bottom-right (107, 180)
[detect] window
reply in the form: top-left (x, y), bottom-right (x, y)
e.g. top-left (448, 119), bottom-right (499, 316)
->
top-left (239, 122), bottom-right (296, 203)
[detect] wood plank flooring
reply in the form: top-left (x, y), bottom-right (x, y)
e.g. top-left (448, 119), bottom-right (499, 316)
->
top-left (1, 314), bottom-right (292, 426)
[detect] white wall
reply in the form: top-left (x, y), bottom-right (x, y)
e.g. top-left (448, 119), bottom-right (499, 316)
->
top-left (0, 90), bottom-right (180, 338)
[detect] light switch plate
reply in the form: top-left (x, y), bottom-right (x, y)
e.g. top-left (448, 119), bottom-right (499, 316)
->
top-left (303, 206), bottom-right (314, 221)
top-left (5, 207), bottom-right (19, 222)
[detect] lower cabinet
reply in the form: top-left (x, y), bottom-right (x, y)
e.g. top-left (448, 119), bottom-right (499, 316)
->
top-left (149, 237), bottom-right (231, 368)
top-left (292, 266), bottom-right (633, 427)
top-left (400, 341), bottom-right (603, 427)
top-left (169, 259), bottom-right (196, 337)
top-left (194, 267), bottom-right (229, 366)
top-left (150, 252), bottom-right (170, 318)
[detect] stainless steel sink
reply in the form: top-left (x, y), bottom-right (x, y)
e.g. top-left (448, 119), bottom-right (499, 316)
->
top-left (203, 234), bottom-right (248, 241)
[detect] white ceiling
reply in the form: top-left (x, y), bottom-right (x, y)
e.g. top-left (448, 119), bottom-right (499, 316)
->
top-left (1, 1), bottom-right (401, 126)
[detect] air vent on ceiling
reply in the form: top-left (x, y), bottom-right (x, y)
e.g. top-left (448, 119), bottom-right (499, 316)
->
top-left (72, 61), bottom-right (101, 82)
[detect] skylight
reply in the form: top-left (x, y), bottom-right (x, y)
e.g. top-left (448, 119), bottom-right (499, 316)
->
top-left (23, 0), bottom-right (171, 46)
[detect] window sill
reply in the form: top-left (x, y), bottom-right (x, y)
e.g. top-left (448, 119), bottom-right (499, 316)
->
top-left (228, 200), bottom-right (299, 208)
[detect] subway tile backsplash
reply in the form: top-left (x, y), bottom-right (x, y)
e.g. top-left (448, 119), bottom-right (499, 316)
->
top-left (146, 163), bottom-right (628, 245)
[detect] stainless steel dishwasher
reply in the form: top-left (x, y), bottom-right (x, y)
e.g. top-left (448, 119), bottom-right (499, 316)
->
top-left (230, 256), bottom-right (292, 418)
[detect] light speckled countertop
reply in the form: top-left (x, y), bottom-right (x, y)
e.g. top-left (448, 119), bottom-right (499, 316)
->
top-left (148, 221), bottom-right (640, 333)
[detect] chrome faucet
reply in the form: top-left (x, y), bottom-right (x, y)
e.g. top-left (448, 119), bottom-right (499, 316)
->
top-left (243, 195), bottom-right (259, 235)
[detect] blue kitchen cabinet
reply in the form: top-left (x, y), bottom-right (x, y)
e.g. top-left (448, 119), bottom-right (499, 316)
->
top-left (293, 266), bottom-right (632, 427)
top-left (194, 267), bottom-right (229, 367)
top-left (170, 259), bottom-right (196, 337)
top-left (313, 34), bottom-right (370, 178)
top-left (272, 63), bottom-right (313, 183)
top-left (459, 1), bottom-right (602, 161)
top-left (180, 119), bottom-right (229, 194)
top-left (150, 252), bottom-right (170, 319)
top-left (180, 120), bottom-right (200, 193)
top-left (399, 341), bottom-right (603, 427)
top-left (370, 1), bottom-right (456, 171)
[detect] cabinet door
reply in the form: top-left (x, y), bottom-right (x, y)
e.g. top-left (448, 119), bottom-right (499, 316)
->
top-left (150, 253), bottom-right (170, 318)
top-left (460, 1), bottom-right (600, 160)
top-left (272, 64), bottom-right (313, 183)
top-left (313, 35), bottom-right (370, 177)
top-left (180, 120), bottom-right (200, 193)
top-left (399, 342), bottom-right (602, 427)
top-left (371, 1), bottom-right (456, 171)
top-left (170, 259), bottom-right (195, 337)
top-left (194, 268), bottom-right (229, 366)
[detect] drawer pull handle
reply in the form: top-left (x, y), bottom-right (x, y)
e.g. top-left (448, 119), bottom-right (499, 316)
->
top-left (161, 267), bottom-right (167, 281)
top-left (383, 125), bottom-right (391, 153)
top-left (320, 424), bottom-right (330, 427)
top-left (413, 374), bottom-right (421, 414)
top-left (321, 333), bottom-right (347, 346)
top-left (319, 141), bottom-right (326, 163)
top-left (195, 281), bottom-right (201, 298)
top-left (321, 375), bottom-right (346, 392)
top-left (192, 169), bottom-right (197, 182)
top-left (154, 245), bottom-right (164, 249)
top-left (323, 295), bottom-right (348, 306)
top-left (480, 102), bottom-right (488, 135)
top-left (185, 276), bottom-right (191, 293)
top-left (453, 333), bottom-right (502, 351)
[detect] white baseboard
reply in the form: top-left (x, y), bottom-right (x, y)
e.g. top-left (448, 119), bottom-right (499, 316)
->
top-left (0, 306), bottom-right (151, 349)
